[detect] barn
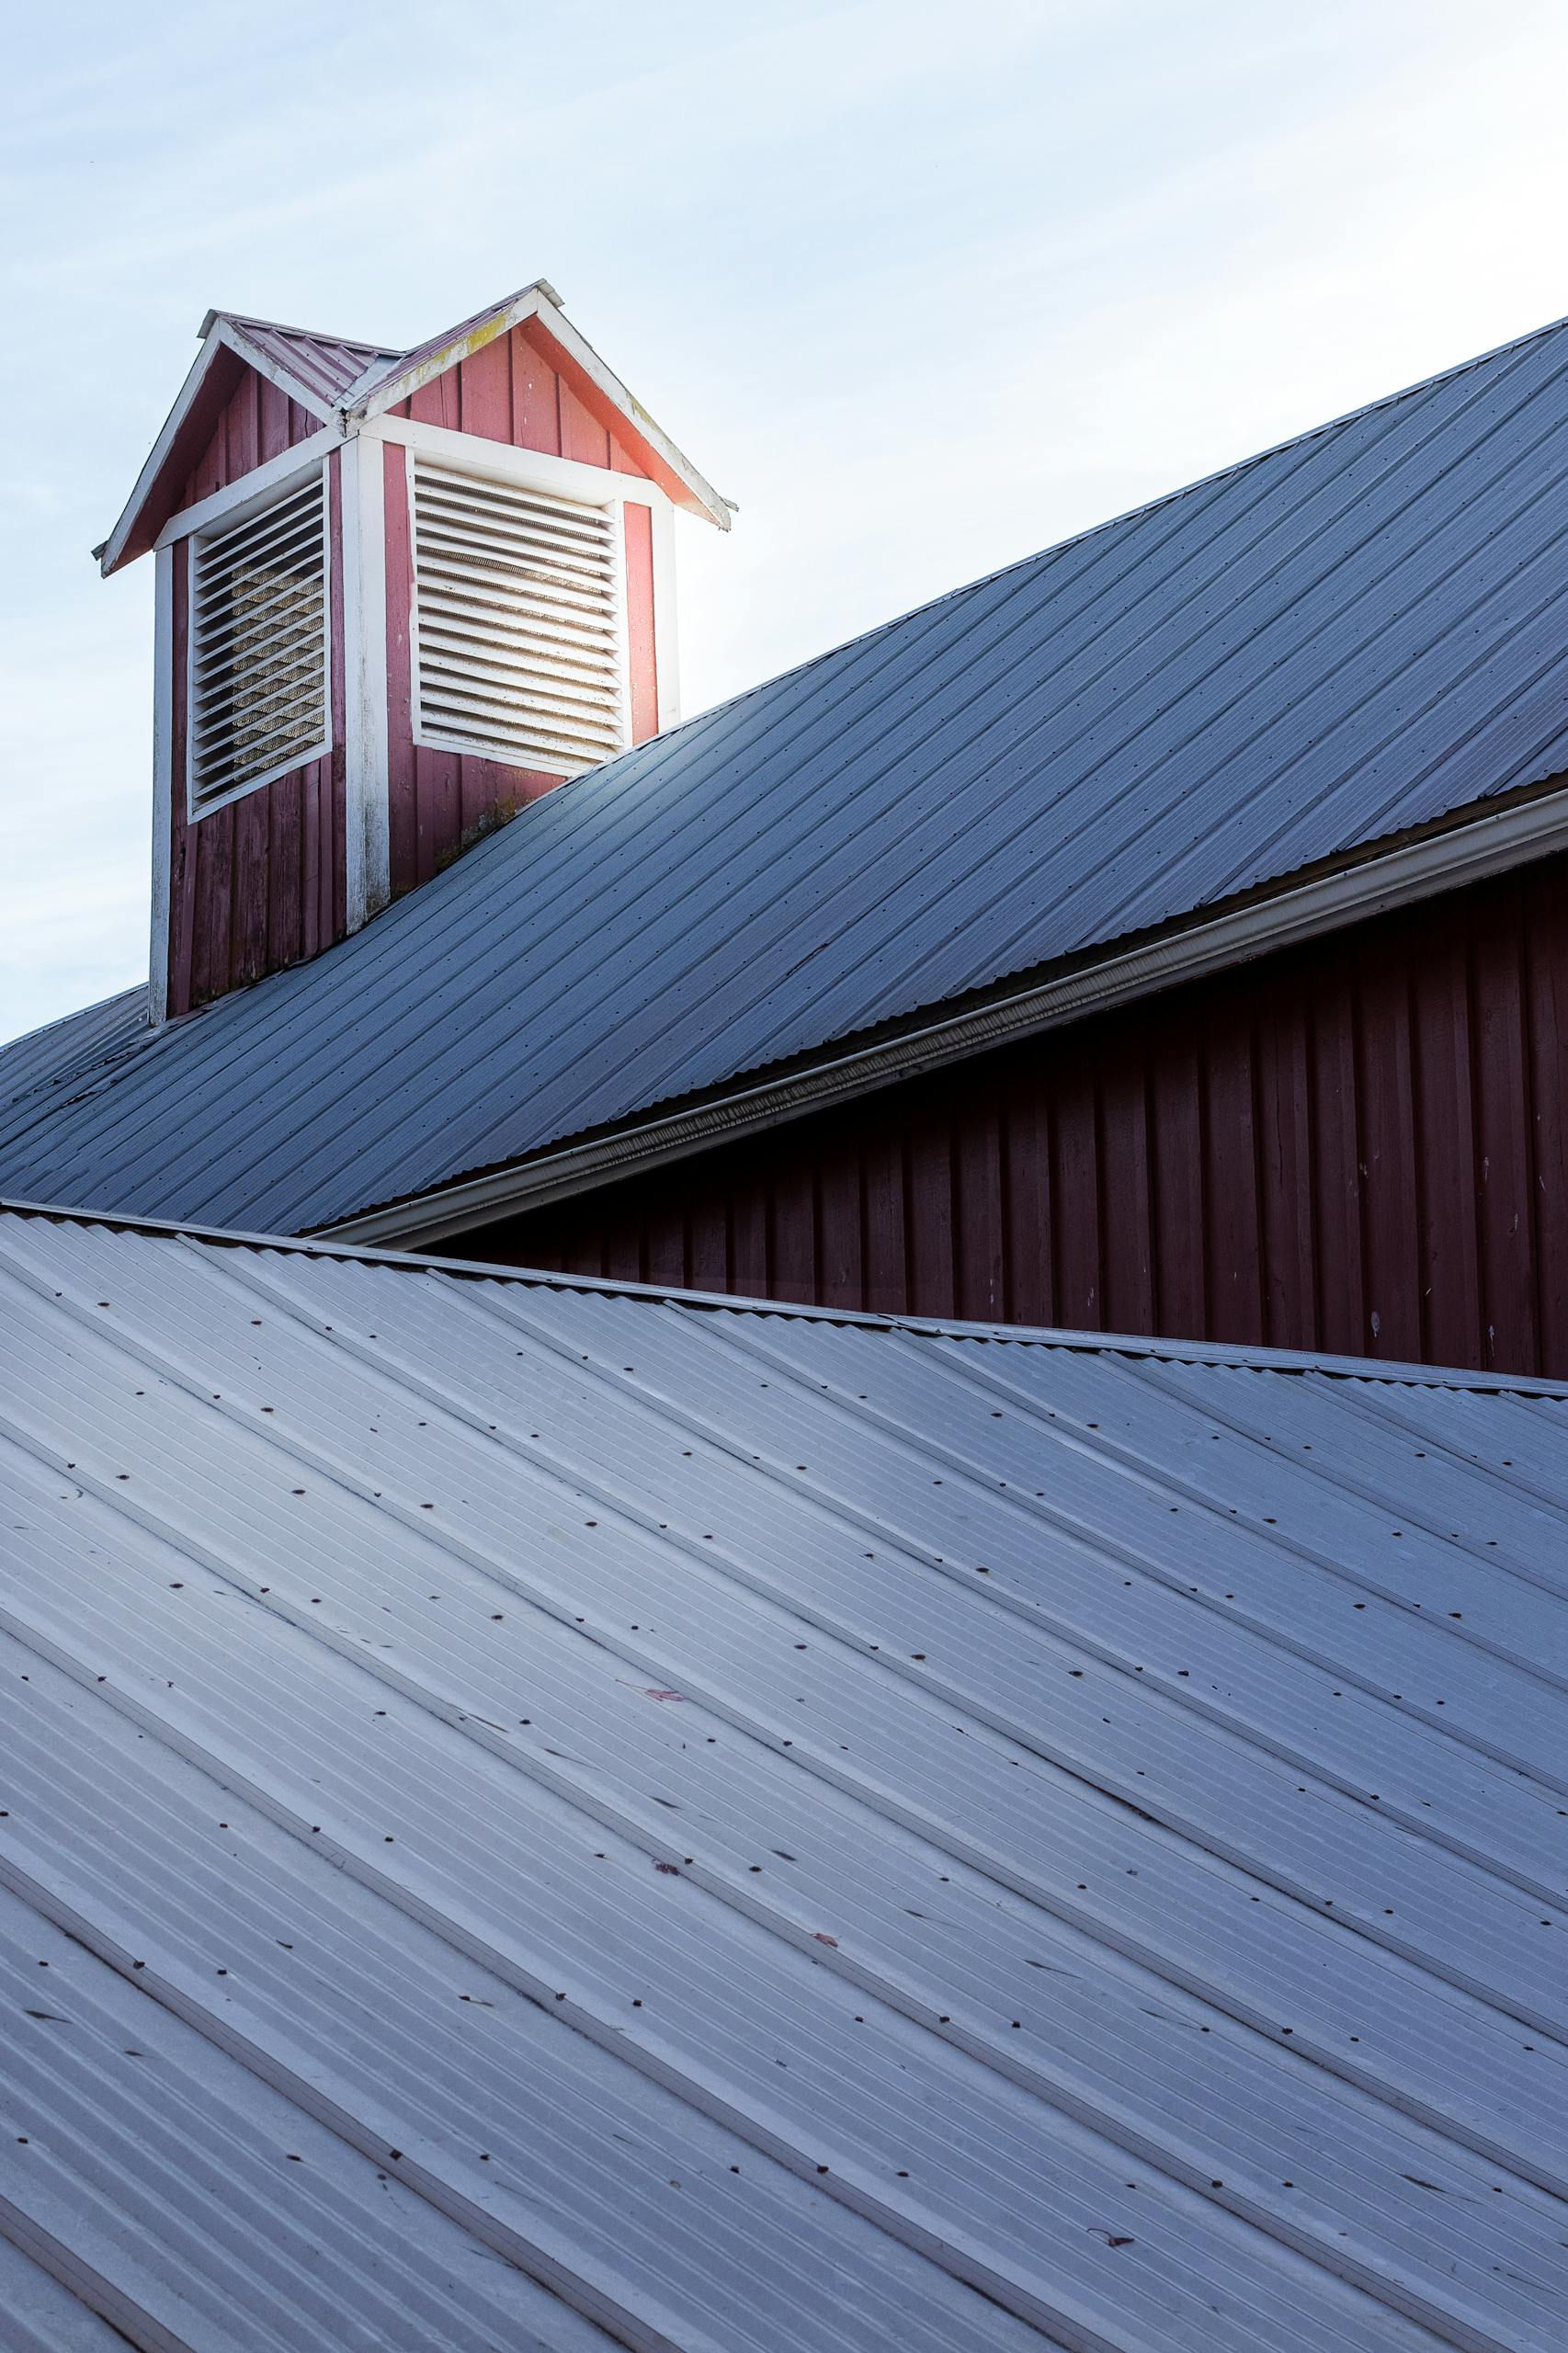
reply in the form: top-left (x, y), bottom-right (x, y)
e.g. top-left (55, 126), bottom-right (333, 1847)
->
top-left (6, 286), bottom-right (1568, 1374)
top-left (5, 286), bottom-right (1568, 2349)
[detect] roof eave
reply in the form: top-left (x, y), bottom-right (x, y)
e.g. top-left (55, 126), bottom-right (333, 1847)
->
top-left (342, 281), bottom-right (734, 529)
top-left (318, 773), bottom-right (1568, 1253)
top-left (96, 319), bottom-right (340, 578)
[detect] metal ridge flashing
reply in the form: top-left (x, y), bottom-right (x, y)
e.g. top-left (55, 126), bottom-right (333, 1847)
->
top-left (5, 1196), bottom-right (1568, 1395)
top-left (321, 771), bottom-right (1568, 1254)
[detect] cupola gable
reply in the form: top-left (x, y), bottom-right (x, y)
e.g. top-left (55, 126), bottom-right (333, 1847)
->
top-left (100, 281), bottom-right (732, 1025)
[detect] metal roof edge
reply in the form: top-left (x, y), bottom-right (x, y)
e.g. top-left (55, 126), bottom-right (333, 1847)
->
top-left (6, 1195), bottom-right (1565, 1394)
top-left (341, 280), bottom-right (733, 527)
top-left (320, 770), bottom-right (1568, 1258)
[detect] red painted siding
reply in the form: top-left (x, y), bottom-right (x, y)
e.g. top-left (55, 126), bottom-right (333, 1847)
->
top-left (165, 371), bottom-right (347, 1016)
top-left (176, 367), bottom-right (318, 513)
top-left (381, 321), bottom-right (662, 896)
top-left (469, 856), bottom-right (1568, 1380)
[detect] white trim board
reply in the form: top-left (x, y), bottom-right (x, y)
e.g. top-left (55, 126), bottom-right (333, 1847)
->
top-left (321, 778), bottom-right (1568, 1250)
top-left (97, 326), bottom-right (338, 577)
top-left (340, 434), bottom-right (391, 927)
top-left (147, 545), bottom-right (175, 1030)
top-left (154, 428), bottom-right (340, 552)
top-left (345, 283), bottom-right (733, 529)
top-left (371, 414), bottom-right (671, 510)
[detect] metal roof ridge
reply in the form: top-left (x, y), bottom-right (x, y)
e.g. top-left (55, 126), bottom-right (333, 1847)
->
top-left (198, 305), bottom-right (401, 357)
top-left (5, 1194), bottom-right (1566, 1395)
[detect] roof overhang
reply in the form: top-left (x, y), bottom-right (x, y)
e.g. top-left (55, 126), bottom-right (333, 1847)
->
top-left (98, 282), bottom-right (733, 577)
top-left (341, 279), bottom-right (734, 529)
top-left (96, 315), bottom-right (352, 577)
top-left (319, 771), bottom-right (1568, 1251)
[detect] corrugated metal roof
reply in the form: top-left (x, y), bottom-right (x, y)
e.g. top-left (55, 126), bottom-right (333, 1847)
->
top-left (12, 311), bottom-right (1568, 1233)
top-left (217, 311), bottom-right (402, 408)
top-left (3, 1200), bottom-right (1567, 2350)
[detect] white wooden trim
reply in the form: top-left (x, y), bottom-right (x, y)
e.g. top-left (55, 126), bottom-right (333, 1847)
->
top-left (147, 545), bottom-right (175, 1029)
top-left (649, 500), bottom-right (680, 729)
top-left (153, 427), bottom-right (339, 552)
top-left (98, 330), bottom-right (339, 577)
top-left (339, 435), bottom-right (391, 926)
top-left (184, 460), bottom-right (334, 824)
top-left (372, 414), bottom-right (669, 511)
top-left (345, 284), bottom-right (733, 529)
top-left (321, 777), bottom-right (1568, 1249)
top-left (97, 329), bottom-right (228, 576)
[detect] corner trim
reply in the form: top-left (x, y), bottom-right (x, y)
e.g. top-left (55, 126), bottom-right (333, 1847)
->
top-left (340, 432), bottom-right (391, 926)
top-left (147, 545), bottom-right (175, 1029)
top-left (321, 779), bottom-right (1568, 1248)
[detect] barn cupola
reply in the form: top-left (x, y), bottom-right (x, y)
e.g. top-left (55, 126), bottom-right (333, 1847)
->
top-left (97, 281), bottom-right (733, 1024)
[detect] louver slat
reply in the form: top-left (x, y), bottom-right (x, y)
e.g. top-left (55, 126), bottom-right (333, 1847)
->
top-left (187, 471), bottom-right (329, 814)
top-left (412, 460), bottom-right (627, 777)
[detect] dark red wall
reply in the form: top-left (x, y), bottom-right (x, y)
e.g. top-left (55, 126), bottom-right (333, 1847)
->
top-left (167, 375), bottom-right (346, 1015)
top-left (467, 855), bottom-right (1568, 1378)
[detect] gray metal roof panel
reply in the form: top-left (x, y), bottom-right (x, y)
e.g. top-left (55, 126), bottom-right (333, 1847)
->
top-left (9, 311), bottom-right (1568, 1231)
top-left (2, 1205), bottom-right (1567, 2347)
top-left (218, 312), bottom-right (403, 407)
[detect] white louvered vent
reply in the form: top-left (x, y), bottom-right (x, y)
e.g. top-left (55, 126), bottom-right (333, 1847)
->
top-left (410, 458), bottom-right (628, 777)
top-left (188, 469), bottom-right (329, 814)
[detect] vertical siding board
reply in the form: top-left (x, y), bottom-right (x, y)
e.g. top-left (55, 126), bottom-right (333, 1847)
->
top-left (267, 771), bottom-right (303, 972)
top-left (861, 1121), bottom-right (909, 1316)
top-left (903, 1112), bottom-right (956, 1320)
top-left (510, 327), bottom-right (562, 454)
top-left (257, 376), bottom-right (291, 463)
top-left (409, 372), bottom-right (460, 430)
top-left (190, 804), bottom-right (233, 1006)
top-left (1001, 1076), bottom-right (1052, 1327)
top-left (685, 1203), bottom-right (731, 1297)
top-left (1199, 1011), bottom-right (1265, 1346)
top-left (1097, 1054), bottom-right (1153, 1336)
top-left (952, 1089), bottom-right (1005, 1321)
top-left (559, 381), bottom-right (611, 469)
top-left (1354, 926), bottom-right (1422, 1363)
top-left (1254, 979), bottom-right (1316, 1349)
top-left (1307, 953), bottom-right (1367, 1357)
top-left (458, 336), bottom-right (512, 440)
top-left (230, 788), bottom-right (270, 986)
top-left (768, 1160), bottom-right (819, 1304)
top-left (1148, 1017), bottom-right (1204, 1341)
top-left (1471, 883), bottom-right (1540, 1371)
top-left (728, 1182), bottom-right (770, 1301)
top-left (1524, 867), bottom-right (1568, 1370)
top-left (816, 1154), bottom-right (864, 1311)
top-left (642, 1198), bottom-right (689, 1288)
top-left (1408, 923), bottom-right (1481, 1369)
top-left (1051, 1048), bottom-right (1102, 1330)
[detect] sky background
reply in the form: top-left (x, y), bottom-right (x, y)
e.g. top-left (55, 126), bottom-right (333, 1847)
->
top-left (6, 0), bottom-right (1568, 1042)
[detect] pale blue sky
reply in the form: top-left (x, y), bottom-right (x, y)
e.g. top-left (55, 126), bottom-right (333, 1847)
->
top-left (6, 0), bottom-right (1568, 1042)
